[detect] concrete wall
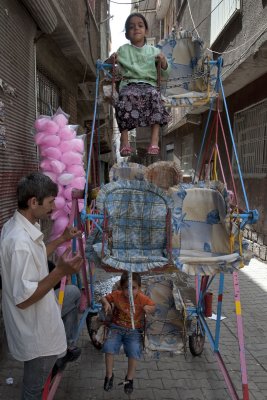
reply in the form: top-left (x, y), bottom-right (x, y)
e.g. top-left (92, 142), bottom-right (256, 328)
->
top-left (213, 1), bottom-right (267, 63)
top-left (56, 0), bottom-right (100, 67)
top-left (162, 1), bottom-right (267, 260)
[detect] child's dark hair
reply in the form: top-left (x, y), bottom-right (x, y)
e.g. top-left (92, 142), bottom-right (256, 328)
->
top-left (120, 271), bottom-right (141, 288)
top-left (125, 13), bottom-right (148, 40)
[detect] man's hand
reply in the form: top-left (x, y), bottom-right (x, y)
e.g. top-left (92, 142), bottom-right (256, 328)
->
top-left (61, 226), bottom-right (82, 243)
top-left (155, 53), bottom-right (168, 70)
top-left (46, 227), bottom-right (82, 257)
top-left (56, 248), bottom-right (83, 276)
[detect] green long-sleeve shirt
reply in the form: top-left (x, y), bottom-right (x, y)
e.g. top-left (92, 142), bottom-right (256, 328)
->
top-left (117, 43), bottom-right (171, 90)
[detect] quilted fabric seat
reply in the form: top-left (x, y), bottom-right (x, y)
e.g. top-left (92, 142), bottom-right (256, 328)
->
top-left (169, 181), bottom-right (248, 275)
top-left (92, 180), bottom-right (173, 272)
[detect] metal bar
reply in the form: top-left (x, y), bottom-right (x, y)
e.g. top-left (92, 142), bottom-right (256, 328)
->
top-left (74, 307), bottom-right (91, 342)
top-left (193, 104), bottom-right (214, 182)
top-left (214, 352), bottom-right (240, 400)
top-left (214, 272), bottom-right (224, 351)
top-left (198, 313), bottom-right (241, 400)
top-left (77, 205), bottom-right (91, 308)
top-left (218, 68), bottom-right (249, 211)
top-left (198, 313), bottom-right (216, 351)
top-left (217, 110), bottom-right (238, 205)
top-left (233, 272), bottom-right (250, 400)
top-left (89, 261), bottom-right (95, 309)
top-left (84, 64), bottom-right (100, 207)
top-left (46, 372), bottom-right (63, 400)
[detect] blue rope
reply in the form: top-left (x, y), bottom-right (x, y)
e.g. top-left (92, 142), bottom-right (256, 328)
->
top-left (193, 58), bottom-right (250, 211)
top-left (218, 73), bottom-right (250, 211)
top-left (193, 61), bottom-right (218, 183)
top-left (84, 61), bottom-right (113, 208)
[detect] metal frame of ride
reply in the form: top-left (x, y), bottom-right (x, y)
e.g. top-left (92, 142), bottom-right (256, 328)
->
top-left (43, 57), bottom-right (258, 400)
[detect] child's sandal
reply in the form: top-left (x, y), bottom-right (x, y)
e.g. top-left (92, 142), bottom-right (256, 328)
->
top-left (120, 145), bottom-right (133, 157)
top-left (104, 373), bottom-right (114, 391)
top-left (147, 145), bottom-right (160, 155)
top-left (124, 376), bottom-right (133, 394)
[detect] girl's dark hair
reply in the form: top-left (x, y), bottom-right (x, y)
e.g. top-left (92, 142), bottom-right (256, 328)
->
top-left (125, 13), bottom-right (148, 40)
top-left (120, 271), bottom-right (141, 288)
top-left (17, 172), bottom-right (58, 209)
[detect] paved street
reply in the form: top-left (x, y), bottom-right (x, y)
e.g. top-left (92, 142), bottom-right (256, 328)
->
top-left (0, 258), bottom-right (267, 400)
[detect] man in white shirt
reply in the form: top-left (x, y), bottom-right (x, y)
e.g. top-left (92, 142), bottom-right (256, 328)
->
top-left (0, 172), bottom-right (83, 399)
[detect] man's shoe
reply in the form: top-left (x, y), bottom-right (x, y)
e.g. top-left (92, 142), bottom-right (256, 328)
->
top-left (104, 374), bottom-right (114, 391)
top-left (65, 346), bottom-right (81, 362)
top-left (56, 346), bottom-right (81, 370)
top-left (124, 376), bottom-right (133, 394)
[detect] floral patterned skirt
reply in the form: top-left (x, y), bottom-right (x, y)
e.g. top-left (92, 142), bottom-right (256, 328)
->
top-left (115, 83), bottom-right (170, 133)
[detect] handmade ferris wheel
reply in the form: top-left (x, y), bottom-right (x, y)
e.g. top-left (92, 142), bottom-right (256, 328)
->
top-left (82, 29), bottom-right (258, 400)
top-left (44, 31), bottom-right (259, 400)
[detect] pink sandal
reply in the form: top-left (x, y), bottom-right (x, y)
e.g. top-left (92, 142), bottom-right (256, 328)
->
top-left (120, 145), bottom-right (133, 157)
top-left (147, 145), bottom-right (160, 155)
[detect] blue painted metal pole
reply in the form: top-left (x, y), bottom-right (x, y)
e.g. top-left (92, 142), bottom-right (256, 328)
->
top-left (214, 272), bottom-right (224, 352)
top-left (217, 57), bottom-right (250, 211)
top-left (84, 62), bottom-right (101, 207)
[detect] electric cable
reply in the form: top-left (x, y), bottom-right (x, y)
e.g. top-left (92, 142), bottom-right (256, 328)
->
top-left (109, 0), bottom-right (146, 4)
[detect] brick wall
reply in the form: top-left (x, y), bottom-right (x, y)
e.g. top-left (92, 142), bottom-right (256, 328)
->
top-left (244, 228), bottom-right (267, 262)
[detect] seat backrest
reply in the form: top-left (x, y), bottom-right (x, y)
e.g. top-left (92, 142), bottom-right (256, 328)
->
top-left (168, 181), bottom-right (231, 255)
top-left (97, 180), bottom-right (173, 256)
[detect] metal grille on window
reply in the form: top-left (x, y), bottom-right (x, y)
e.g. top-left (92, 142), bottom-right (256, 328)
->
top-left (36, 67), bottom-right (62, 116)
top-left (233, 99), bottom-right (267, 178)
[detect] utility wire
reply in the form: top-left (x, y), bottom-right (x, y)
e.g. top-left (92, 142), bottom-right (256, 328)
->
top-left (221, 26), bottom-right (267, 77)
top-left (188, 0), bottom-right (267, 61)
top-left (187, 0), bottom-right (200, 38)
top-left (192, 0), bottom-right (225, 32)
top-left (109, 0), bottom-right (146, 4)
top-left (207, 23), bottom-right (267, 55)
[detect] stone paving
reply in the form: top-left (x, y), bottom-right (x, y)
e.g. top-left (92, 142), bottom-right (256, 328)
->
top-left (0, 259), bottom-right (267, 400)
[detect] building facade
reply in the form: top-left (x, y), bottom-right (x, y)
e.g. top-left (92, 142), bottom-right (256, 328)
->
top-left (157, 0), bottom-right (267, 260)
top-left (0, 0), bottom-right (111, 232)
top-left (0, 0), bottom-right (111, 350)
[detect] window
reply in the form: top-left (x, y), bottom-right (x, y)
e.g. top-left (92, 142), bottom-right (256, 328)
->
top-left (233, 99), bottom-right (267, 178)
top-left (36, 68), bottom-right (61, 116)
top-left (181, 134), bottom-right (194, 177)
top-left (210, 0), bottom-right (241, 45)
top-left (166, 143), bottom-right (174, 161)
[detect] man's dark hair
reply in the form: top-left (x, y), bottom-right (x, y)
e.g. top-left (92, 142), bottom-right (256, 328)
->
top-left (17, 172), bottom-right (58, 209)
top-left (120, 271), bottom-right (141, 288)
top-left (125, 13), bottom-right (148, 40)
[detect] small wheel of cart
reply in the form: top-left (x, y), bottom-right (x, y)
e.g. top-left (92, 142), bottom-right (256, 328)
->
top-left (86, 312), bottom-right (103, 350)
top-left (189, 320), bottom-right (205, 356)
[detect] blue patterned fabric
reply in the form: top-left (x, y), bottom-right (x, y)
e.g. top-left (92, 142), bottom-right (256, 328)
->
top-left (86, 173), bottom-right (251, 276)
top-left (93, 180), bottom-right (173, 272)
top-left (168, 181), bottom-right (250, 275)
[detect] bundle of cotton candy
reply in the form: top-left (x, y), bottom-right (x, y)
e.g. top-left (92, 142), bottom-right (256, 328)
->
top-left (33, 108), bottom-right (86, 247)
